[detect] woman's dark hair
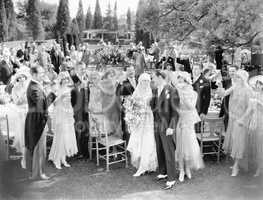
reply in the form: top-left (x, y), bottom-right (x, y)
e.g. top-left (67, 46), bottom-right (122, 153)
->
top-left (16, 49), bottom-right (24, 59)
top-left (154, 70), bottom-right (166, 79)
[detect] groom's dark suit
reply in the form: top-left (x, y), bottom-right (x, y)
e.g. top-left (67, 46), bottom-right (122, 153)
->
top-left (151, 85), bottom-right (180, 181)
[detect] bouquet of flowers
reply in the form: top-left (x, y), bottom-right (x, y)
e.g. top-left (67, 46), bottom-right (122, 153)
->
top-left (123, 96), bottom-right (146, 133)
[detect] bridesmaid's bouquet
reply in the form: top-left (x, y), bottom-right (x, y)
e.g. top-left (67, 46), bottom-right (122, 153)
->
top-left (123, 97), bottom-right (146, 133)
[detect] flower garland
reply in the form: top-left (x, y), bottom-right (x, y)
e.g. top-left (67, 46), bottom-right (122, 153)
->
top-left (93, 46), bottom-right (127, 66)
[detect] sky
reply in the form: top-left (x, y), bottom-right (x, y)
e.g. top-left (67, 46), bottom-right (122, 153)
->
top-left (14, 0), bottom-right (139, 17)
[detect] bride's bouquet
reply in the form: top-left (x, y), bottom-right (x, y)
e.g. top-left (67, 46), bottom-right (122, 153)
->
top-left (123, 96), bottom-right (146, 133)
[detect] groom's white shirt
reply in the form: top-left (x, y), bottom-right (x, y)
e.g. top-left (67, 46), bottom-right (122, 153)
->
top-left (128, 77), bottom-right (136, 89)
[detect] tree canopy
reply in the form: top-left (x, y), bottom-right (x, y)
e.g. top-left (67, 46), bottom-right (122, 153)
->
top-left (85, 6), bottom-right (92, 30)
top-left (0, 0), bottom-right (8, 41)
top-left (126, 8), bottom-right (132, 31)
top-left (26, 0), bottom-right (45, 40)
top-left (141, 0), bottom-right (263, 49)
top-left (56, 0), bottom-right (70, 37)
top-left (92, 0), bottom-right (103, 29)
top-left (103, 2), bottom-right (113, 30)
top-left (76, 0), bottom-right (85, 35)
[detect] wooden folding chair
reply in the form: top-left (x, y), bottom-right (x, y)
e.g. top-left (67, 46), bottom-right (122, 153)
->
top-left (0, 115), bottom-right (10, 161)
top-left (196, 116), bottom-right (225, 163)
top-left (89, 115), bottom-right (128, 171)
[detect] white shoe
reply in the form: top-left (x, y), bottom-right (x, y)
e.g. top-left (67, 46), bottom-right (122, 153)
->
top-left (54, 163), bottom-right (62, 170)
top-left (164, 180), bottom-right (176, 190)
top-left (254, 169), bottom-right (261, 177)
top-left (156, 174), bottom-right (168, 180)
top-left (133, 170), bottom-right (145, 177)
top-left (62, 162), bottom-right (71, 168)
top-left (231, 167), bottom-right (239, 177)
top-left (186, 168), bottom-right (192, 179)
top-left (179, 171), bottom-right (185, 182)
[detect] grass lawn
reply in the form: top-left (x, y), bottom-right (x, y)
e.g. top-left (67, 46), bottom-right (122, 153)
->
top-left (1, 157), bottom-right (263, 200)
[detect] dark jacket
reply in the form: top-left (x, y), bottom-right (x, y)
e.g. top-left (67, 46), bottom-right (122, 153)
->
top-left (25, 80), bottom-right (48, 152)
top-left (0, 60), bottom-right (12, 84)
top-left (192, 74), bottom-right (211, 115)
top-left (150, 85), bottom-right (180, 132)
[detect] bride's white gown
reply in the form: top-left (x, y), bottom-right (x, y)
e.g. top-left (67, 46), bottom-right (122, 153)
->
top-left (126, 73), bottom-right (158, 175)
top-left (49, 86), bottom-right (78, 165)
top-left (127, 97), bottom-right (158, 174)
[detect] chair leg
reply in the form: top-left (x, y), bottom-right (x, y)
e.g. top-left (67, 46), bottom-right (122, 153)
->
top-left (106, 146), bottom-right (109, 172)
top-left (96, 139), bottom-right (99, 166)
top-left (89, 140), bottom-right (92, 161)
top-left (124, 142), bottom-right (128, 168)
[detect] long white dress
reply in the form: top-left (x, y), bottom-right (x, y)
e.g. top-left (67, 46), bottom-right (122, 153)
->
top-left (11, 82), bottom-right (28, 169)
top-left (49, 86), bottom-right (78, 165)
top-left (126, 73), bottom-right (158, 175)
top-left (127, 96), bottom-right (158, 173)
top-left (176, 86), bottom-right (204, 170)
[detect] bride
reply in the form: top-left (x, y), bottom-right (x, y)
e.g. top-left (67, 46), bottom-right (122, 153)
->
top-left (126, 73), bottom-right (158, 177)
top-left (49, 71), bottom-right (78, 169)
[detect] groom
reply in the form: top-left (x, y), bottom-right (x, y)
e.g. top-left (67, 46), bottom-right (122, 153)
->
top-left (151, 70), bottom-right (180, 190)
top-left (25, 65), bottom-right (49, 180)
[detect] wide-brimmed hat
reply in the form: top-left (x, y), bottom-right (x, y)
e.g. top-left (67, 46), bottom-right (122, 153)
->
top-left (11, 67), bottom-right (31, 83)
top-left (249, 75), bottom-right (263, 88)
top-left (235, 69), bottom-right (249, 83)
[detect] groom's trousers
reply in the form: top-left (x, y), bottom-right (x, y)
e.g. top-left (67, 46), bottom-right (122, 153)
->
top-left (154, 122), bottom-right (177, 181)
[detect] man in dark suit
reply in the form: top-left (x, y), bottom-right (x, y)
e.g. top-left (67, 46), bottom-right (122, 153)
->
top-left (176, 54), bottom-right (192, 74)
top-left (116, 66), bottom-right (136, 143)
top-left (71, 75), bottom-right (90, 159)
top-left (50, 45), bottom-right (63, 74)
top-left (149, 42), bottom-right (160, 66)
top-left (192, 64), bottom-right (211, 132)
top-left (151, 70), bottom-right (180, 190)
top-left (0, 59), bottom-right (12, 85)
top-left (24, 65), bottom-right (49, 180)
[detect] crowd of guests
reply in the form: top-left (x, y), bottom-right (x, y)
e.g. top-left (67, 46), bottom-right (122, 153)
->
top-left (0, 40), bottom-right (262, 190)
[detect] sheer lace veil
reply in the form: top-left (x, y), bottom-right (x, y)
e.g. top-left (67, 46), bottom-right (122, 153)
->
top-left (132, 73), bottom-right (152, 101)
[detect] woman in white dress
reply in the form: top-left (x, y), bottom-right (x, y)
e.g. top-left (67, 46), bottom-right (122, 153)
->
top-left (238, 75), bottom-right (263, 177)
top-left (175, 71), bottom-right (204, 182)
top-left (126, 73), bottom-right (158, 177)
top-left (49, 71), bottom-right (78, 169)
top-left (11, 69), bottom-right (30, 168)
top-left (219, 69), bottom-right (252, 176)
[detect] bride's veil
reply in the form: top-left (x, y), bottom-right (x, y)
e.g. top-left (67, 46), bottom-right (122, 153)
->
top-left (132, 73), bottom-right (152, 101)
